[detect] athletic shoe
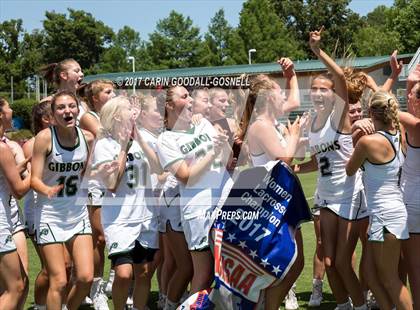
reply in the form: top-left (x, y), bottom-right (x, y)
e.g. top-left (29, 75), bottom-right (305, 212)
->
top-left (334, 299), bottom-right (353, 310)
top-left (104, 269), bottom-right (115, 298)
top-left (81, 296), bottom-right (93, 306)
top-left (285, 285), bottom-right (299, 310)
top-left (125, 295), bottom-right (133, 309)
top-left (308, 280), bottom-right (323, 307)
top-left (91, 280), bottom-right (109, 310)
top-left (366, 290), bottom-right (379, 309)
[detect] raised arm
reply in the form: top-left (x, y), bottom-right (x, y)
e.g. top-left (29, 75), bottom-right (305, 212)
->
top-left (382, 50), bottom-right (403, 92)
top-left (278, 58), bottom-right (300, 113)
top-left (309, 27), bottom-right (351, 131)
top-left (407, 64), bottom-right (420, 114)
top-left (250, 117), bottom-right (303, 166)
top-left (399, 111), bottom-right (420, 135)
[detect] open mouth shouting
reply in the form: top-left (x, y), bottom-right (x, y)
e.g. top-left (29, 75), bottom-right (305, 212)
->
top-left (63, 115), bottom-right (74, 123)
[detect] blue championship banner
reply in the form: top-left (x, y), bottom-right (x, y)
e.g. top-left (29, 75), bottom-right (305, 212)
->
top-left (180, 160), bottom-right (312, 310)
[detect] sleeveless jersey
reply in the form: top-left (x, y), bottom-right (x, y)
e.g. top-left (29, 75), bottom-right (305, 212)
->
top-left (309, 114), bottom-right (363, 202)
top-left (400, 134), bottom-right (420, 206)
top-left (36, 126), bottom-right (88, 224)
top-left (92, 137), bottom-right (155, 225)
top-left (157, 119), bottom-right (230, 216)
top-left (362, 131), bottom-right (405, 213)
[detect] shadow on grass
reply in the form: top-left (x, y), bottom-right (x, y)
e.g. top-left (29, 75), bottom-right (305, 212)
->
top-left (26, 291), bottom-right (338, 310)
top-left (297, 291), bottom-right (337, 309)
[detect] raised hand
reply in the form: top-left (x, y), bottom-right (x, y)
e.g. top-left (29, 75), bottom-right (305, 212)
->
top-left (278, 57), bottom-right (296, 79)
top-left (309, 26), bottom-right (324, 49)
top-left (390, 50), bottom-right (403, 77)
top-left (352, 118), bottom-right (375, 135)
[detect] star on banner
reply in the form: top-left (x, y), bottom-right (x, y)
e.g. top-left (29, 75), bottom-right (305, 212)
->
top-left (249, 250), bottom-right (258, 259)
top-left (260, 258), bottom-right (270, 267)
top-left (272, 265), bottom-right (281, 275)
top-left (238, 241), bottom-right (247, 249)
top-left (226, 233), bottom-right (236, 242)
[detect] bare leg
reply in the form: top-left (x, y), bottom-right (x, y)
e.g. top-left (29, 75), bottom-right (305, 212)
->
top-left (113, 263), bottom-right (133, 310)
top-left (320, 209), bottom-right (349, 303)
top-left (372, 234), bottom-right (413, 310)
top-left (66, 235), bottom-right (94, 310)
top-left (403, 234), bottom-right (420, 310)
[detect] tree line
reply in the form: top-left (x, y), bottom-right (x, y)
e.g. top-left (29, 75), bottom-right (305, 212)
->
top-left (1, 0), bottom-right (419, 98)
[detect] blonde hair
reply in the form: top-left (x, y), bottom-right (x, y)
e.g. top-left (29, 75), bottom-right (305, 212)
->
top-left (98, 96), bottom-right (131, 139)
top-left (85, 79), bottom-right (115, 111)
top-left (369, 90), bottom-right (400, 132)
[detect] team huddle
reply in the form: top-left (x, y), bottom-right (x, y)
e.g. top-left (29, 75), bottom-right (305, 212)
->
top-left (0, 29), bottom-right (419, 310)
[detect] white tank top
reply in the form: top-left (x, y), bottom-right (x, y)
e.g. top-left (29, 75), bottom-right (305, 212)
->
top-left (37, 126), bottom-right (89, 223)
top-left (92, 137), bottom-right (155, 224)
top-left (400, 134), bottom-right (420, 206)
top-left (309, 114), bottom-right (363, 202)
top-left (362, 131), bottom-right (405, 213)
top-left (250, 120), bottom-right (287, 167)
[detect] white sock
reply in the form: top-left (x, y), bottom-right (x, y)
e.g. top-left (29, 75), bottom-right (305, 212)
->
top-left (354, 304), bottom-right (368, 310)
top-left (34, 305), bottom-right (46, 310)
top-left (312, 278), bottom-right (323, 285)
top-left (165, 299), bottom-right (179, 310)
top-left (61, 305), bottom-right (68, 310)
top-left (108, 269), bottom-right (115, 281)
top-left (90, 277), bottom-right (102, 297)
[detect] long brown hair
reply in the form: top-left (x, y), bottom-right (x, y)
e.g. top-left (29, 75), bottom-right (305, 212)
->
top-left (238, 77), bottom-right (277, 141)
top-left (40, 58), bottom-right (79, 86)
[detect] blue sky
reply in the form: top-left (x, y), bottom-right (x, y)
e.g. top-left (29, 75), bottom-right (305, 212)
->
top-left (0, 0), bottom-right (395, 38)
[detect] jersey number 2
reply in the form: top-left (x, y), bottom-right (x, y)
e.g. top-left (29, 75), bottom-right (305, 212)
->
top-left (319, 156), bottom-right (332, 177)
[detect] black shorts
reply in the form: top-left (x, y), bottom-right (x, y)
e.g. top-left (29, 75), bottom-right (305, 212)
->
top-left (110, 240), bottom-right (157, 267)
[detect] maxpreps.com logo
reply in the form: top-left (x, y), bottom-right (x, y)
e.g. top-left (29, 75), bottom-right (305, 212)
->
top-left (200, 209), bottom-right (260, 221)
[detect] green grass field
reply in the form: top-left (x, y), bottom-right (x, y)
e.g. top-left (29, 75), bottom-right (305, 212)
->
top-left (24, 171), bottom-right (362, 309)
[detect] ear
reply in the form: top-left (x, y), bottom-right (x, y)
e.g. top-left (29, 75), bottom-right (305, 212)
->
top-left (59, 70), bottom-right (68, 81)
top-left (41, 115), bottom-right (50, 124)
